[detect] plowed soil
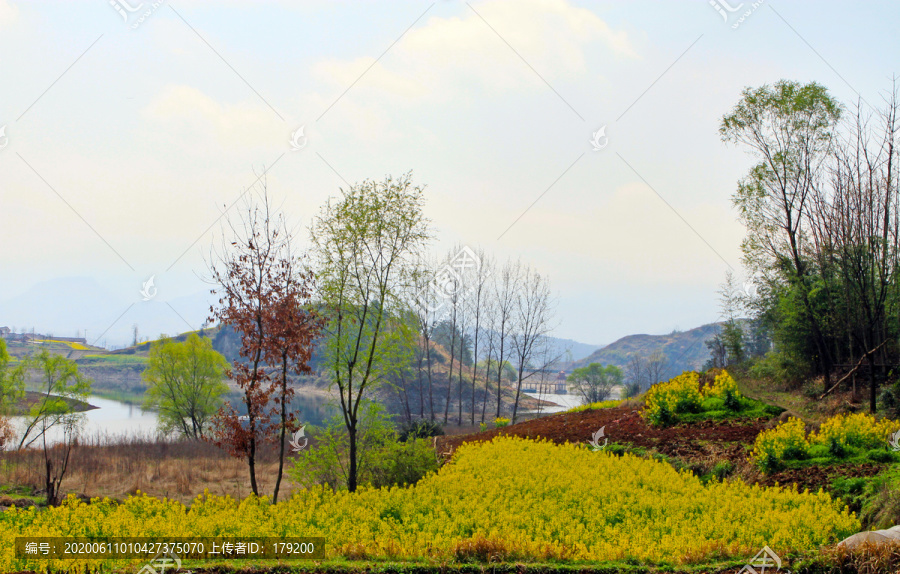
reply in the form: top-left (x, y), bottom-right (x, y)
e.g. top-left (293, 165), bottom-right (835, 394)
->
top-left (759, 462), bottom-right (885, 492)
top-left (435, 406), bottom-right (767, 460)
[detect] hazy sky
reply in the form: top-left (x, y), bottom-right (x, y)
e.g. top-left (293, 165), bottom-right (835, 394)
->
top-left (1, 0), bottom-right (898, 347)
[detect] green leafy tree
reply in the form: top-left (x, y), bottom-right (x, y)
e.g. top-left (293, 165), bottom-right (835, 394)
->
top-left (721, 80), bottom-right (841, 390)
top-left (310, 172), bottom-right (431, 492)
top-left (568, 363), bottom-right (623, 404)
top-left (142, 333), bottom-right (229, 439)
top-left (0, 340), bottom-right (26, 448)
top-left (18, 351), bottom-right (91, 505)
top-left (0, 340), bottom-right (25, 411)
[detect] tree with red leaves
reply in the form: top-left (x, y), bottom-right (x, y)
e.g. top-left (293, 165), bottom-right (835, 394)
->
top-left (208, 181), bottom-right (320, 499)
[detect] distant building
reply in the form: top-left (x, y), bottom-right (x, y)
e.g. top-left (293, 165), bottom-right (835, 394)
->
top-left (532, 370), bottom-right (568, 395)
top-left (53, 336), bottom-right (87, 344)
top-left (0, 327), bottom-right (9, 338)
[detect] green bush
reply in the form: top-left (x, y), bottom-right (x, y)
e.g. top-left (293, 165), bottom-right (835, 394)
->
top-left (867, 449), bottom-right (899, 463)
top-left (398, 419), bottom-right (443, 442)
top-left (879, 388), bottom-right (897, 410)
top-left (622, 382), bottom-right (642, 399)
top-left (701, 397), bottom-right (725, 412)
top-left (808, 444), bottom-right (830, 459)
top-left (723, 389), bottom-right (742, 411)
top-left (289, 400), bottom-right (438, 491)
top-left (828, 436), bottom-right (849, 459)
top-left (369, 437), bottom-right (439, 488)
top-left (748, 350), bottom-right (808, 386)
top-left (712, 460), bottom-right (735, 481)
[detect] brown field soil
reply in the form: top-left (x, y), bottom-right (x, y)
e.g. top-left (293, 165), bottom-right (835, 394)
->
top-left (759, 462), bottom-right (886, 492)
top-left (436, 406), bottom-right (767, 459)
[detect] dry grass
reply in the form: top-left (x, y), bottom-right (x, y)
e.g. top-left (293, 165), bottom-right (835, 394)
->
top-left (812, 541), bottom-right (900, 574)
top-left (0, 432), bottom-right (300, 504)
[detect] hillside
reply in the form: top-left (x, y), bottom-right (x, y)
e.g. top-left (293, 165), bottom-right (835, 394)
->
top-left (571, 322), bottom-right (721, 377)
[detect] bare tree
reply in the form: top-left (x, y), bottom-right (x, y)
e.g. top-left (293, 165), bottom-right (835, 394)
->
top-left (467, 249), bottom-right (492, 424)
top-left (812, 87), bottom-right (900, 411)
top-left (410, 258), bottom-right (439, 420)
top-left (490, 259), bottom-right (520, 418)
top-left (510, 265), bottom-right (556, 423)
top-left (625, 352), bottom-right (648, 392)
top-left (645, 350), bottom-right (669, 386)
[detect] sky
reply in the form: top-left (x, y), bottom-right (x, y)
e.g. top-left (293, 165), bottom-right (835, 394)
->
top-left (1, 0), bottom-right (898, 348)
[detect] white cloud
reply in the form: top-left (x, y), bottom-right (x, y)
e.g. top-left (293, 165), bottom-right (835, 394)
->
top-left (142, 85), bottom-right (286, 150)
top-left (0, 0), bottom-right (17, 27)
top-left (311, 0), bottom-right (637, 102)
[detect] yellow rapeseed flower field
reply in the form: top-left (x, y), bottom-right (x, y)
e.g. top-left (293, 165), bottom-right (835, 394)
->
top-left (0, 437), bottom-right (858, 572)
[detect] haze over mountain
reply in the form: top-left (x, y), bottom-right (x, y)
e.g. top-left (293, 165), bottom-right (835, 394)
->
top-left (571, 322), bottom-right (721, 377)
top-left (0, 276), bottom-right (214, 348)
top-left (1, 276), bottom-right (609, 355)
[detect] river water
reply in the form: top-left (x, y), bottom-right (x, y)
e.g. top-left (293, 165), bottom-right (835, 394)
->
top-left (13, 392), bottom-right (337, 447)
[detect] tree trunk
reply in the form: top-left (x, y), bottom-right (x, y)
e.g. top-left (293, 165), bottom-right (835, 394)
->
top-left (444, 327), bottom-right (456, 424)
top-left (425, 338), bottom-right (435, 420)
top-left (512, 365), bottom-right (524, 424)
top-left (471, 334), bottom-right (479, 426)
top-left (457, 347), bottom-right (463, 426)
top-left (272, 355), bottom-right (289, 504)
top-left (348, 423), bottom-right (358, 492)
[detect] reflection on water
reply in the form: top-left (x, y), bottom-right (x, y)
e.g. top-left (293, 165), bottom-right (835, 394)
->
top-left (13, 392), bottom-right (339, 447)
top-left (227, 392), bottom-right (338, 427)
top-left (12, 395), bottom-right (159, 446)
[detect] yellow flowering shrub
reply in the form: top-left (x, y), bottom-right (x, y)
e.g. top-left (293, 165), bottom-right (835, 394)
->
top-left (751, 417), bottom-right (810, 471)
top-left (493, 417), bottom-right (510, 428)
top-left (753, 413), bottom-right (900, 470)
top-left (702, 371), bottom-right (742, 401)
top-left (566, 399), bottom-right (622, 413)
top-left (812, 412), bottom-right (900, 452)
top-left (0, 437), bottom-right (859, 572)
top-left (643, 371), bottom-right (703, 426)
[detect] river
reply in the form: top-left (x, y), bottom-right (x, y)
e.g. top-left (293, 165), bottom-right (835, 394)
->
top-left (13, 392), bottom-right (338, 447)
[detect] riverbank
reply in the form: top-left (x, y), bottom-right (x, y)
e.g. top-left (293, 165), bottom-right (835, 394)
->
top-left (9, 391), bottom-right (97, 416)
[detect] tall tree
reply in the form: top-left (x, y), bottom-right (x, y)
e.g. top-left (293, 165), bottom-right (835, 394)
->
top-left (265, 245), bottom-right (321, 503)
top-left (467, 249), bottom-right (491, 425)
top-left (310, 172), bottom-right (431, 492)
top-left (0, 339), bottom-right (26, 447)
top-left (209, 181), bottom-right (318, 498)
top-left (491, 259), bottom-right (520, 418)
top-left (814, 89), bottom-right (900, 410)
top-left (510, 264), bottom-right (556, 423)
top-left (410, 257), bottom-right (439, 420)
top-left (721, 80), bottom-right (842, 390)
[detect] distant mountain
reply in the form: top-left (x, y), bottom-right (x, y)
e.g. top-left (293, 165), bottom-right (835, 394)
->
top-left (571, 322), bottom-right (722, 377)
top-left (543, 336), bottom-right (602, 363)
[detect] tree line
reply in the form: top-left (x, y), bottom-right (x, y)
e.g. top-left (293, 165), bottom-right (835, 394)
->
top-left (721, 79), bottom-right (900, 412)
top-left (205, 172), bottom-right (559, 493)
